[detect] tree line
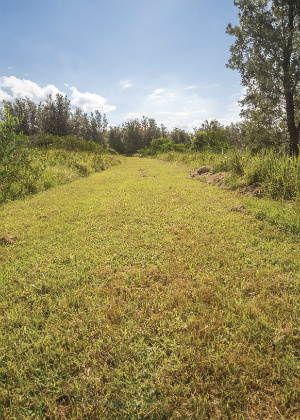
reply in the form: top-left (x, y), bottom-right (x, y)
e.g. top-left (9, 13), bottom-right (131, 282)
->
top-left (0, 94), bottom-right (193, 154)
top-left (0, 95), bottom-right (249, 155)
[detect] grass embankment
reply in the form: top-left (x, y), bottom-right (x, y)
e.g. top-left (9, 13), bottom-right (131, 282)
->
top-left (1, 157), bottom-right (300, 419)
top-left (0, 145), bottom-right (121, 203)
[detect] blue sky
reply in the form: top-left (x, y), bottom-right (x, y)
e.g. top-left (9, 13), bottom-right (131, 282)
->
top-left (0, 0), bottom-right (242, 131)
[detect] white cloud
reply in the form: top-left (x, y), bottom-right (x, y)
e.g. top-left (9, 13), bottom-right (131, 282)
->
top-left (0, 76), bottom-right (116, 114)
top-left (185, 85), bottom-right (196, 90)
top-left (119, 79), bottom-right (132, 89)
top-left (66, 85), bottom-right (116, 113)
top-left (0, 76), bottom-right (61, 101)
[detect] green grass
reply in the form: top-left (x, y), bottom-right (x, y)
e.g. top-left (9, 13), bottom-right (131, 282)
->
top-left (1, 157), bottom-right (300, 419)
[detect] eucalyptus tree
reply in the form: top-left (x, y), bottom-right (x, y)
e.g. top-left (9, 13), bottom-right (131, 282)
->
top-left (54, 94), bottom-right (71, 136)
top-left (108, 126), bottom-right (125, 153)
top-left (170, 128), bottom-right (190, 144)
top-left (90, 110), bottom-right (108, 146)
top-left (141, 116), bottom-right (162, 147)
top-left (3, 98), bottom-right (39, 135)
top-left (41, 94), bottom-right (71, 136)
top-left (122, 119), bottom-right (143, 154)
top-left (227, 0), bottom-right (300, 155)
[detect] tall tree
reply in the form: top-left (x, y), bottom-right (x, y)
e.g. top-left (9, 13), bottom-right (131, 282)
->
top-left (170, 127), bottom-right (190, 144)
top-left (141, 116), bottom-right (162, 147)
top-left (41, 94), bottom-right (71, 136)
top-left (3, 98), bottom-right (39, 135)
top-left (226, 0), bottom-right (300, 155)
top-left (54, 94), bottom-right (71, 136)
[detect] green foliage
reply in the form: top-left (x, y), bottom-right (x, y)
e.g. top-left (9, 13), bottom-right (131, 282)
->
top-left (32, 134), bottom-right (105, 153)
top-left (191, 131), bottom-right (208, 149)
top-left (140, 138), bottom-right (190, 156)
top-left (192, 120), bottom-right (229, 151)
top-left (3, 95), bottom-right (109, 145)
top-left (170, 127), bottom-right (191, 144)
top-left (0, 147), bottom-right (120, 203)
top-left (106, 147), bottom-right (118, 155)
top-left (108, 119), bottom-right (173, 155)
top-left (149, 137), bottom-right (173, 153)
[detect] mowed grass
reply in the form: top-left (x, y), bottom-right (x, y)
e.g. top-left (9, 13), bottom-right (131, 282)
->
top-left (1, 158), bottom-right (300, 419)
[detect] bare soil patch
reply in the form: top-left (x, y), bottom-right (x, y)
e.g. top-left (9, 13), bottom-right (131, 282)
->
top-left (188, 166), bottom-right (227, 188)
top-left (0, 235), bottom-right (18, 245)
top-left (239, 183), bottom-right (264, 197)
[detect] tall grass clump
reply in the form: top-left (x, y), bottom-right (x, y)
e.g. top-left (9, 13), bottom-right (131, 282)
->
top-left (225, 149), bottom-right (300, 200)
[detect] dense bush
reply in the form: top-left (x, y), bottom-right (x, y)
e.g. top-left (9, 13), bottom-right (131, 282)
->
top-left (192, 120), bottom-right (229, 151)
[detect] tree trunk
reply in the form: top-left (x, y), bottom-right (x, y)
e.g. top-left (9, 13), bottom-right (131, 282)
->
top-left (283, 3), bottom-right (299, 156)
top-left (285, 91), bottom-right (299, 156)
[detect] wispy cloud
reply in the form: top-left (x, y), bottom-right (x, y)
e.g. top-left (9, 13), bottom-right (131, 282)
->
top-left (119, 79), bottom-right (132, 89)
top-left (159, 109), bottom-right (207, 117)
top-left (185, 85), bottom-right (196, 90)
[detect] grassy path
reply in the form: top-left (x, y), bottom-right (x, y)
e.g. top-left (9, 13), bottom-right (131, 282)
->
top-left (1, 157), bottom-right (300, 419)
